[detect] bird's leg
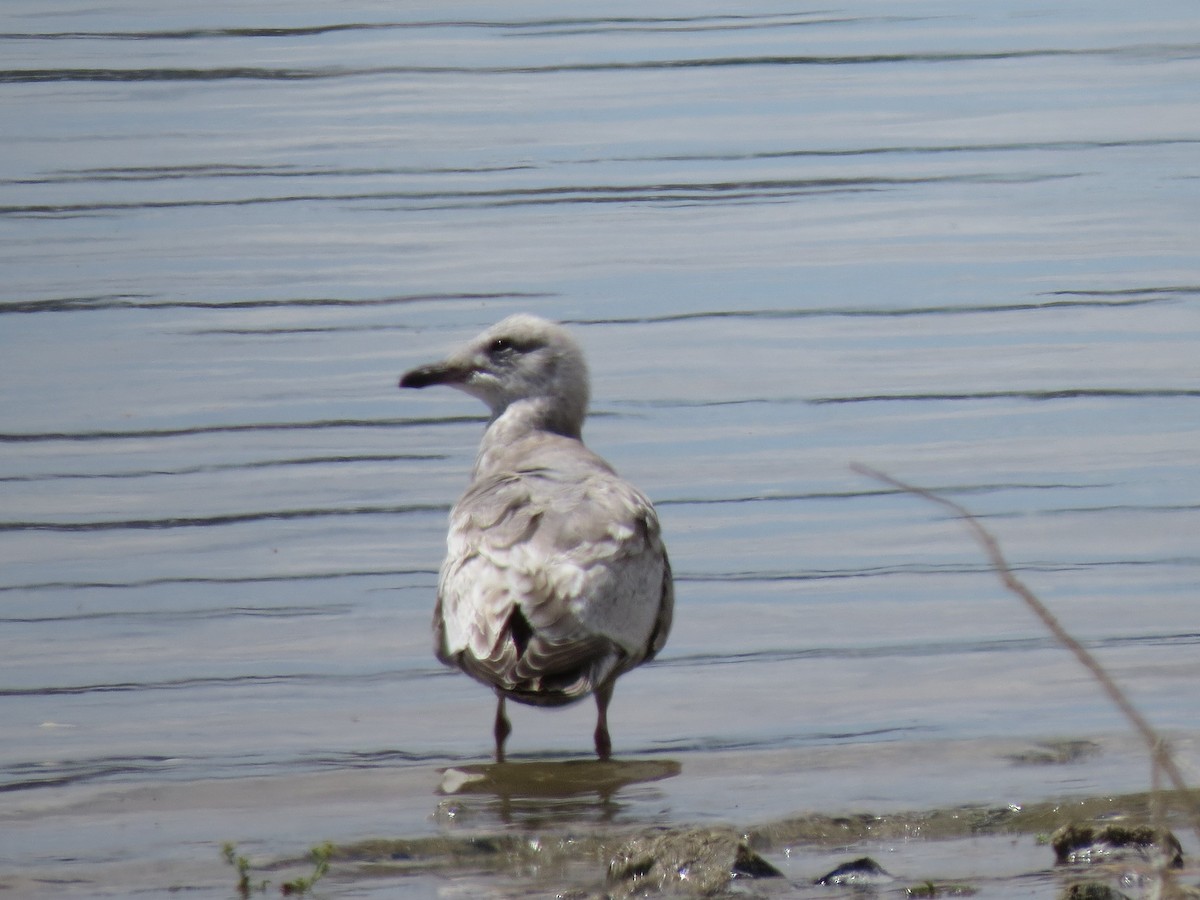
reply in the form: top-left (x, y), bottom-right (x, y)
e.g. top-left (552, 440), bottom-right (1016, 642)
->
top-left (493, 694), bottom-right (511, 763)
top-left (593, 683), bottom-right (614, 761)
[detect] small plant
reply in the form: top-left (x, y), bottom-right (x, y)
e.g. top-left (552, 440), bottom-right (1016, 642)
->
top-left (221, 842), bottom-right (268, 898)
top-left (906, 882), bottom-right (977, 898)
top-left (280, 842), bottom-right (334, 896)
top-left (222, 841), bottom-right (332, 897)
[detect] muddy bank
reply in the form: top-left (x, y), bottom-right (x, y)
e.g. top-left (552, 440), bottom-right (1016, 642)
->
top-left (9, 736), bottom-right (1199, 898)
top-left (267, 769), bottom-right (1200, 898)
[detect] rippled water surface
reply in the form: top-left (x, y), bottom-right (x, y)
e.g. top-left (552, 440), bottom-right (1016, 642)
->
top-left (3, 1), bottom-right (1199, 896)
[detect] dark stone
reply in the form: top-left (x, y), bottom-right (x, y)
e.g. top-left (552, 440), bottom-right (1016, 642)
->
top-left (607, 826), bottom-right (782, 897)
top-left (1006, 740), bottom-right (1102, 766)
top-left (815, 856), bottom-right (894, 886)
top-left (1061, 882), bottom-right (1133, 900)
top-left (1051, 822), bottom-right (1183, 868)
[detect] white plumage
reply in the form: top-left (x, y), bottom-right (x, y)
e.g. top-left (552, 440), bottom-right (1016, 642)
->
top-left (399, 314), bottom-right (673, 761)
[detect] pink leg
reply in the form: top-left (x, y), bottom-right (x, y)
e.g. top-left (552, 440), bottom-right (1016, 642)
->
top-left (593, 683), bottom-right (614, 761)
top-left (494, 694), bottom-right (511, 763)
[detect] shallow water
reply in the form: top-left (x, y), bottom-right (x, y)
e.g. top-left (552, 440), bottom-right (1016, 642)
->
top-left (2, 1), bottom-right (1199, 897)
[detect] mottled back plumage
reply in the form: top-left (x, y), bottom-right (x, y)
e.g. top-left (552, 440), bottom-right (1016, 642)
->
top-left (399, 314), bottom-right (673, 760)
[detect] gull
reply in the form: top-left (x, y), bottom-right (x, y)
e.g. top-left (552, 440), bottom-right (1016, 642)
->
top-left (399, 314), bottom-right (673, 761)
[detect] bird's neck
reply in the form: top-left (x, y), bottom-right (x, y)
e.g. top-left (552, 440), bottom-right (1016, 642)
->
top-left (474, 398), bottom-right (583, 475)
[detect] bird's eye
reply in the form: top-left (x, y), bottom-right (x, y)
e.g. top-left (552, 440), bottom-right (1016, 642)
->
top-left (489, 337), bottom-right (516, 356)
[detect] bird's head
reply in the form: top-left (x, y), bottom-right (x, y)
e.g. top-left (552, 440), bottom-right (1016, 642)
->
top-left (399, 314), bottom-right (590, 438)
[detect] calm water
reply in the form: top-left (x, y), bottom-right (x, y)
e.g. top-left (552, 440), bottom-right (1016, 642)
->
top-left (2, 2), bottom-right (1199, 896)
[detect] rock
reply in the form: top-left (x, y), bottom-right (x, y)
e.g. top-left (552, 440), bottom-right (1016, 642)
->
top-left (1006, 740), bottom-right (1101, 766)
top-left (1060, 882), bottom-right (1133, 900)
top-left (814, 856), bottom-right (894, 886)
top-left (1051, 822), bottom-right (1183, 868)
top-left (607, 826), bottom-right (782, 896)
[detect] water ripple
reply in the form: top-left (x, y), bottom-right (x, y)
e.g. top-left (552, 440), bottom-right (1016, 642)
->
top-left (626, 137), bottom-right (1200, 164)
top-left (1, 603), bottom-right (352, 624)
top-left (0, 453), bottom-right (445, 484)
top-left (659, 481), bottom-right (1103, 507)
top-left (0, 416), bottom-right (483, 444)
top-left (0, 746), bottom-right (479, 794)
top-left (808, 388), bottom-right (1200, 404)
top-left (680, 556), bottom-right (1200, 583)
top-left (574, 295), bottom-right (1171, 327)
top-left (5, 44), bottom-right (1200, 83)
top-left (0, 502), bottom-right (447, 533)
top-left (0, 569), bottom-right (435, 594)
top-left (0, 173), bottom-right (1074, 219)
top-left (0, 13), bottom-right (869, 43)
top-left (0, 667), bottom-right (443, 698)
top-left (0, 291), bottom-right (548, 315)
top-left (1049, 285), bottom-right (1200, 298)
top-left (661, 631), bottom-right (1200, 668)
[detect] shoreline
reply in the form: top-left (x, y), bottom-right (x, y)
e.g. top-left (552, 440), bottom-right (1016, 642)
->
top-left (5, 732), bottom-right (1198, 898)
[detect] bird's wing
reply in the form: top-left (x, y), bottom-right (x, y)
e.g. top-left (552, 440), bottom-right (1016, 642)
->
top-left (434, 435), bottom-right (671, 700)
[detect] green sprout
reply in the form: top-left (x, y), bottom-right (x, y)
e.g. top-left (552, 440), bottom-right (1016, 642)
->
top-left (280, 842), bottom-right (334, 896)
top-left (221, 842), bottom-right (268, 897)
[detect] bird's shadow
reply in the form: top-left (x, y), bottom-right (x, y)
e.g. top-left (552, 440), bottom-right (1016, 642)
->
top-left (436, 758), bottom-right (681, 826)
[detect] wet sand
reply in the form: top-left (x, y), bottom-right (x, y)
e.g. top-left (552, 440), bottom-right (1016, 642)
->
top-left (6, 730), bottom-right (1197, 898)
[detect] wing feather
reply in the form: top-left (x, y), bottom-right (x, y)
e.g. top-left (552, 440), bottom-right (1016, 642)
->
top-left (434, 432), bottom-right (671, 706)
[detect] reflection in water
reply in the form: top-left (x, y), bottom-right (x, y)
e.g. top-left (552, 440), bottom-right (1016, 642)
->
top-left (438, 759), bottom-right (681, 826)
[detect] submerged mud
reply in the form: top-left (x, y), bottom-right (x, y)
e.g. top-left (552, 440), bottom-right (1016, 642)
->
top-left (267, 765), bottom-right (1200, 898)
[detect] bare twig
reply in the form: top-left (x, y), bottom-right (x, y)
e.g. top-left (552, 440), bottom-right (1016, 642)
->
top-left (852, 463), bottom-right (1200, 843)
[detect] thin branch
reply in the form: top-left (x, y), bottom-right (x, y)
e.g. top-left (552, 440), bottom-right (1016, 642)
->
top-left (852, 463), bottom-right (1200, 841)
